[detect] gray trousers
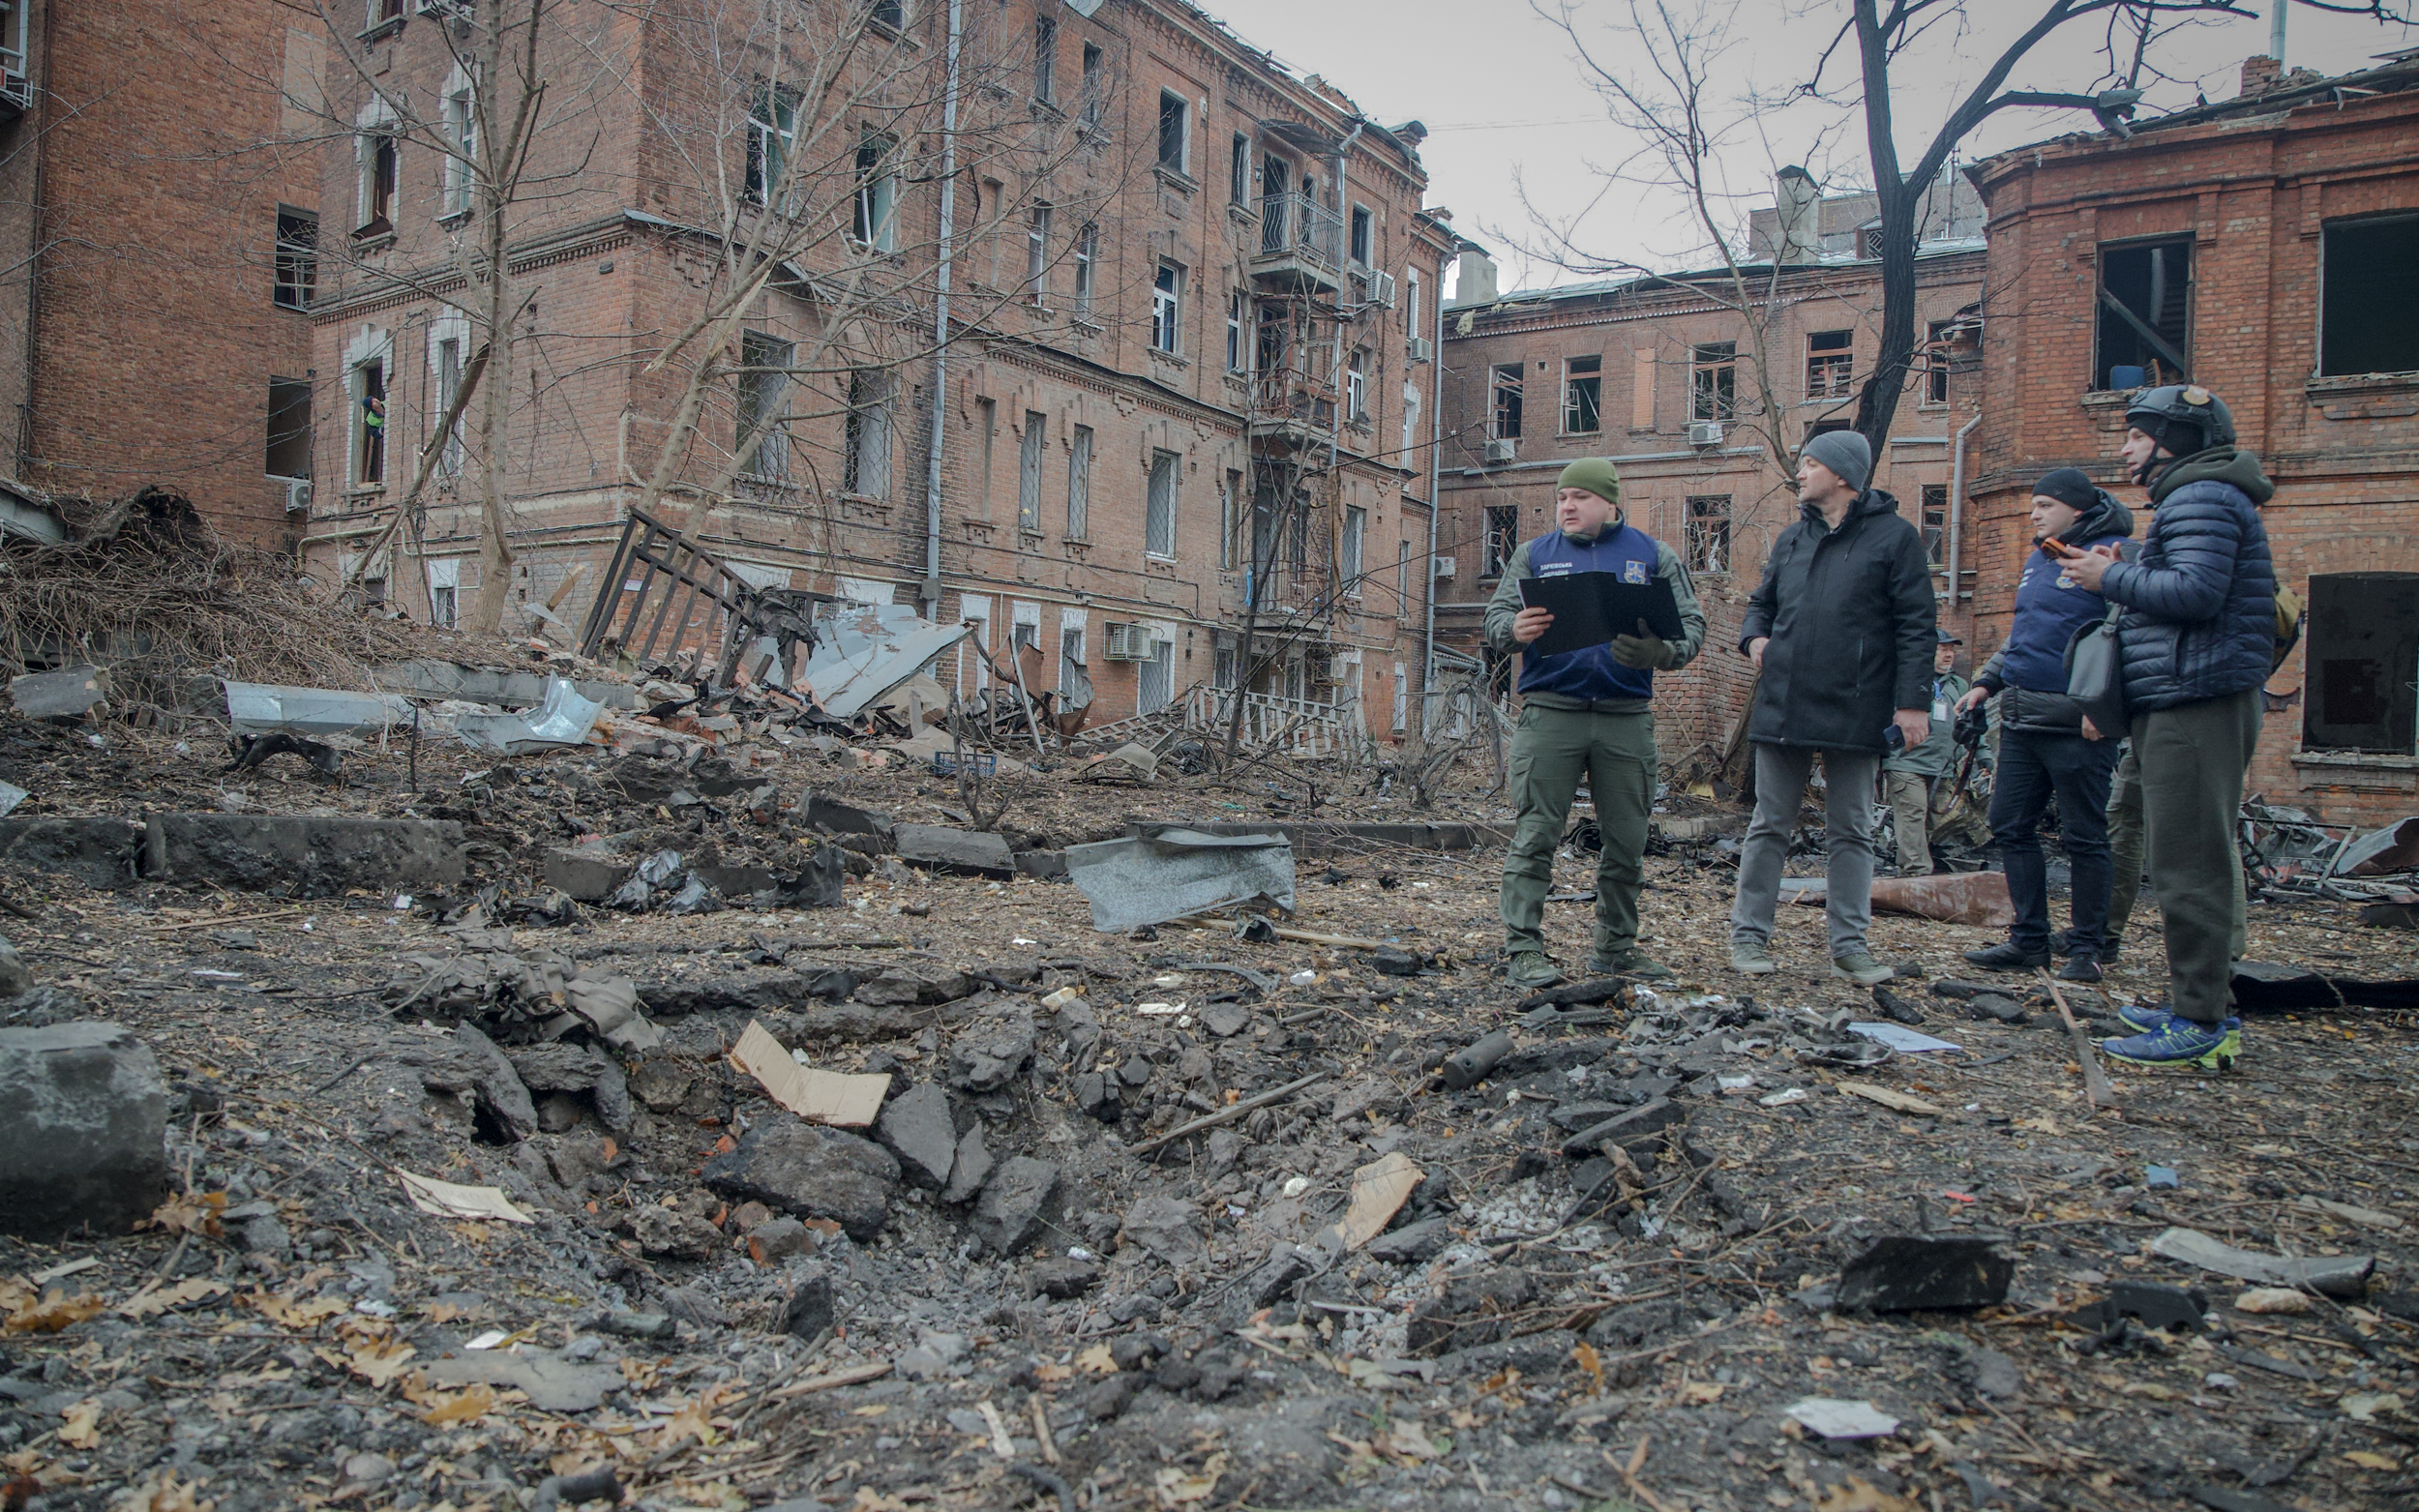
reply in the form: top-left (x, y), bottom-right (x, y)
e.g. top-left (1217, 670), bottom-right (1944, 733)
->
top-left (1731, 743), bottom-right (1881, 959)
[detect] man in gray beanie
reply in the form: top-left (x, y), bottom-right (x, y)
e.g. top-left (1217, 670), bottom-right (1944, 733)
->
top-left (1730, 430), bottom-right (1939, 984)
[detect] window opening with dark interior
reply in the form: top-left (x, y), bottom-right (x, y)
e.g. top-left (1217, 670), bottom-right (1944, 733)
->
top-left (1483, 504), bottom-right (1519, 578)
top-left (2304, 573), bottom-right (2419, 756)
top-left (266, 379), bottom-right (312, 479)
top-left (1685, 494), bottom-right (1730, 574)
top-left (1563, 355), bottom-right (1601, 434)
top-left (1690, 341), bottom-right (1735, 421)
top-left (1490, 363), bottom-right (1523, 439)
top-left (2094, 236), bottom-right (2192, 391)
top-left (1156, 90), bottom-right (1186, 172)
top-left (2319, 216), bottom-right (2419, 378)
top-left (1921, 484), bottom-right (1947, 565)
top-left (1806, 329), bottom-right (1853, 399)
top-left (275, 209), bottom-right (318, 310)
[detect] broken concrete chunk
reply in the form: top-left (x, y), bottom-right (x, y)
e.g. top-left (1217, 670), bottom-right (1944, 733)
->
top-left (1964, 1347), bottom-right (2022, 1401)
top-left (1407, 1268), bottom-right (1535, 1357)
top-left (545, 850), bottom-right (635, 904)
top-left (941, 1124), bottom-right (993, 1204)
top-left (626, 1057), bottom-right (694, 1113)
top-left (700, 1122), bottom-right (899, 1242)
top-left (782, 1271), bottom-right (837, 1340)
top-left (0, 936), bottom-right (30, 998)
top-left (946, 1016), bottom-right (1035, 1093)
top-left (805, 792), bottom-right (896, 843)
top-left (1120, 1196), bottom-right (1206, 1266)
top-left (894, 824), bottom-right (1016, 877)
top-left (1836, 1234), bottom-right (2011, 1312)
top-left (505, 1043), bottom-right (633, 1134)
top-left (630, 1204), bottom-right (723, 1260)
top-left (144, 815), bottom-right (465, 894)
top-left (1030, 1257), bottom-right (1099, 1299)
top-left (1243, 1244), bottom-right (1316, 1309)
top-left (970, 1156), bottom-right (1060, 1256)
top-left (2148, 1227), bottom-right (2374, 1299)
top-left (10, 666), bottom-right (109, 720)
top-left (0, 1022), bottom-right (167, 1239)
top-left (1365, 1218), bottom-right (1451, 1265)
top-left (876, 1082), bottom-right (958, 1190)
top-left (443, 1022), bottom-right (540, 1142)
top-left (1200, 1003), bottom-right (1252, 1038)
top-left (425, 1351), bottom-right (621, 1413)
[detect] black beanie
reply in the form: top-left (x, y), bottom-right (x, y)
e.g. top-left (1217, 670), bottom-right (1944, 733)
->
top-left (2033, 468), bottom-right (2098, 514)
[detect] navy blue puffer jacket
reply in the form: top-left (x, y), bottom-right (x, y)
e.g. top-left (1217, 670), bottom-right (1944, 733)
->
top-left (2102, 448), bottom-right (2276, 714)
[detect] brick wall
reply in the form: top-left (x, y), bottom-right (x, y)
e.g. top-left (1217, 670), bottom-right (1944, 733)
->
top-left (1968, 74), bottom-right (2419, 825)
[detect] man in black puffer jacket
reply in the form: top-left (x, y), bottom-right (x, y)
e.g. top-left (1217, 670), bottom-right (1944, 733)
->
top-left (2061, 385), bottom-right (2275, 1071)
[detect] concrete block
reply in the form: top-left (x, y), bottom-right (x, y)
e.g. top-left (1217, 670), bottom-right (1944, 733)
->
top-left (144, 815), bottom-right (466, 895)
top-left (0, 817), bottom-right (145, 890)
top-left (804, 792), bottom-right (895, 843)
top-left (0, 1023), bottom-right (168, 1239)
top-left (545, 849), bottom-right (634, 903)
top-left (894, 824), bottom-right (1015, 877)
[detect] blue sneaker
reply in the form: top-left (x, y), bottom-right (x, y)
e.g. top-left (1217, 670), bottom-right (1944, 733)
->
top-left (2102, 1017), bottom-right (2241, 1071)
top-left (2115, 1001), bottom-right (2244, 1035)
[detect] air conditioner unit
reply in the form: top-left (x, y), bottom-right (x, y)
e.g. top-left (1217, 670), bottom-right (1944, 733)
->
top-left (283, 478), bottom-right (314, 514)
top-left (1687, 420), bottom-right (1724, 448)
top-left (1363, 270), bottom-right (1396, 309)
top-left (1484, 436), bottom-right (1516, 464)
top-left (1431, 556), bottom-right (1455, 579)
top-left (1101, 622), bottom-right (1148, 661)
top-left (1407, 336), bottom-right (1432, 363)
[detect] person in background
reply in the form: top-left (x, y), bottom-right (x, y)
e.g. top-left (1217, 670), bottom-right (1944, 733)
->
top-left (1485, 458), bottom-right (1707, 990)
top-left (1881, 630), bottom-right (1967, 877)
top-left (2059, 385), bottom-right (2275, 1070)
top-left (1956, 468), bottom-right (2133, 983)
top-left (1729, 430), bottom-right (1937, 986)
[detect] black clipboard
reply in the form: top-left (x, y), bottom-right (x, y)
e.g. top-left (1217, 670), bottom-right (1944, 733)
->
top-left (1516, 572), bottom-right (1685, 659)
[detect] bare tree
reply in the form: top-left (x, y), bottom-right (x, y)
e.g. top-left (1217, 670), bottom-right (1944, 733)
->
top-left (1813, 0), bottom-right (2413, 455)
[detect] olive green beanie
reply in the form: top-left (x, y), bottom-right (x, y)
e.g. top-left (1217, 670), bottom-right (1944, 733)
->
top-left (1557, 456), bottom-right (1622, 512)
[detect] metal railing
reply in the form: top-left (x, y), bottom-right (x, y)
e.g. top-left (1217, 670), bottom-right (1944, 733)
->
top-left (1255, 193), bottom-right (1342, 271)
top-left (1201, 685), bottom-right (1364, 757)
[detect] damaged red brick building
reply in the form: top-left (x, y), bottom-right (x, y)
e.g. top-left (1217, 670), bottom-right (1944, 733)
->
top-left (1964, 49), bottom-right (2419, 823)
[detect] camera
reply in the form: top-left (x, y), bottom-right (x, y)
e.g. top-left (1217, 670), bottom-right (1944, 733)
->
top-left (1954, 702), bottom-right (1989, 748)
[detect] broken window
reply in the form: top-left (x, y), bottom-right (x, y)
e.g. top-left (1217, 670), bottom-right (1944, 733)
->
top-left (353, 359), bottom-right (386, 485)
top-left (1032, 15), bottom-right (1056, 104)
top-left (868, 0), bottom-right (903, 31)
top-left (443, 83), bottom-right (477, 217)
top-left (1689, 341), bottom-right (1735, 422)
top-left (852, 133), bottom-right (897, 251)
top-left (1018, 409), bottom-right (1045, 530)
top-left (1218, 469), bottom-right (1239, 571)
top-left (1806, 329), bottom-right (1853, 400)
top-left (1563, 355), bottom-right (1601, 435)
top-left (274, 209), bottom-right (316, 311)
top-left (1230, 133), bottom-right (1250, 205)
top-left (1059, 626), bottom-right (1085, 699)
top-left (1156, 90), bottom-right (1186, 173)
top-left (1685, 494), bottom-right (1730, 574)
top-left (736, 331), bottom-right (791, 480)
top-left (1138, 636), bottom-right (1174, 713)
top-left (1926, 320), bottom-right (1953, 404)
top-left (2304, 573), bottom-right (2419, 755)
top-left (843, 369), bottom-right (892, 497)
top-left (1079, 43), bottom-right (1103, 128)
top-left (1226, 291), bottom-right (1245, 372)
top-left (1806, 417), bottom-right (1853, 443)
top-left (1251, 483), bottom-right (1279, 572)
top-left (1347, 347), bottom-right (1367, 424)
top-left (427, 558), bottom-right (459, 629)
top-left (266, 379), bottom-right (312, 480)
top-left (1921, 484), bottom-right (1948, 565)
top-left (2320, 215), bottom-right (2419, 377)
top-left (1146, 449), bottom-right (1178, 556)
top-left (357, 132), bottom-right (398, 237)
top-left (1151, 262), bottom-right (1180, 352)
top-left (1213, 634), bottom-right (1237, 690)
top-left (746, 87), bottom-right (796, 209)
top-left (1483, 504), bottom-right (1519, 578)
top-left (1341, 504), bottom-right (1364, 589)
top-left (1067, 425), bottom-right (1092, 539)
top-left (1490, 364), bottom-right (1523, 440)
top-left (1255, 299), bottom-right (1287, 376)
top-left (1350, 204), bottom-right (1372, 267)
top-left (2094, 236), bottom-right (2192, 391)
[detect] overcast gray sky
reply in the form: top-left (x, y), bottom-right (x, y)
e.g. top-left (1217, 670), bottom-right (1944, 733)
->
top-left (1199, 0), bottom-right (2418, 294)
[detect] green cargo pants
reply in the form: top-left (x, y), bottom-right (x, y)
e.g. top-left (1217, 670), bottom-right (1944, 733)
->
top-left (2133, 689), bottom-right (2261, 1026)
top-left (2106, 739), bottom-right (2247, 959)
top-left (1501, 704), bottom-right (1656, 961)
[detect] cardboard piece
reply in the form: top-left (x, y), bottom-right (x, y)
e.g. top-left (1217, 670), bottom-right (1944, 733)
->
top-left (398, 1171), bottom-right (535, 1225)
top-left (1334, 1151), bottom-right (1423, 1253)
top-left (732, 1019), bottom-right (889, 1128)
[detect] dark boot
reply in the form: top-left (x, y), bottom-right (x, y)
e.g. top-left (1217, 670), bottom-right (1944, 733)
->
top-left (1962, 940), bottom-right (2049, 972)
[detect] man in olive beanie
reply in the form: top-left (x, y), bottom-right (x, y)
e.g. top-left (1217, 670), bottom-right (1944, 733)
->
top-left (1483, 457), bottom-right (1707, 989)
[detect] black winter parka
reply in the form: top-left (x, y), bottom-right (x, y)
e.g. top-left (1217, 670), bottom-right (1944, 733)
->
top-left (1738, 488), bottom-right (1939, 755)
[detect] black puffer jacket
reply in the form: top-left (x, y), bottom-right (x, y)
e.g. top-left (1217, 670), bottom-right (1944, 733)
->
top-left (1975, 491), bottom-right (2135, 734)
top-left (1738, 488), bottom-right (1937, 754)
top-left (2103, 449), bottom-right (2277, 715)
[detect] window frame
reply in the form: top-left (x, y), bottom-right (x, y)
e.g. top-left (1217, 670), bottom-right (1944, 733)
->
top-left (1032, 14), bottom-right (1057, 104)
top-left (351, 356), bottom-right (388, 488)
top-left (843, 369), bottom-right (893, 498)
top-left (1017, 409), bottom-right (1046, 531)
top-left (1489, 363), bottom-right (1524, 440)
top-left (868, 0), bottom-right (905, 34)
top-left (736, 330), bottom-right (794, 482)
top-left (1150, 261), bottom-right (1181, 354)
top-left (432, 335), bottom-right (465, 480)
top-left (1405, 267), bottom-right (1421, 341)
top-left (1155, 89), bottom-right (1187, 174)
top-left (852, 133), bottom-right (898, 252)
top-left (1072, 222), bottom-right (1097, 314)
top-left (1025, 202), bottom-right (1052, 300)
top-left (1225, 290), bottom-right (1246, 372)
top-left (266, 377), bottom-right (313, 481)
top-left (1923, 319), bottom-right (1953, 405)
top-left (1349, 203), bottom-right (1372, 267)
top-left (441, 81), bottom-right (478, 219)
top-left (1230, 133), bottom-right (1250, 206)
top-left (274, 208), bottom-right (318, 311)
top-left (1346, 346), bottom-right (1368, 425)
top-left (2091, 234), bottom-right (2194, 390)
top-left (2318, 214), bottom-right (2419, 379)
top-left (1341, 503), bottom-right (1365, 593)
top-left (1066, 423), bottom-right (1093, 539)
top-left (1689, 341), bottom-right (1736, 422)
top-left (745, 86), bottom-right (798, 211)
top-left (1562, 354), bottom-right (1602, 435)
top-left (356, 130), bottom-right (399, 238)
top-left (1684, 493), bottom-right (1732, 575)
top-left (1079, 43), bottom-right (1103, 128)
top-left (1805, 329), bottom-right (1854, 401)
top-left (1482, 504), bottom-right (1519, 578)
top-left (1920, 483), bottom-right (1948, 565)
top-left (1145, 448), bottom-right (1179, 558)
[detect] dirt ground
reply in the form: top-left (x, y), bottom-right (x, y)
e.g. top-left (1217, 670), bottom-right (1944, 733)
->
top-left (3, 710), bottom-right (2417, 1512)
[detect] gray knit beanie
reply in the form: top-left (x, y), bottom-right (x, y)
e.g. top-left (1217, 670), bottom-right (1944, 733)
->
top-left (1801, 430), bottom-right (1872, 493)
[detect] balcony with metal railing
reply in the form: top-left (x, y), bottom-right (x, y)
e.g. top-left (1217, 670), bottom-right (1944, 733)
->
top-left (1251, 193), bottom-right (1343, 293)
top-left (1246, 369), bottom-right (1336, 450)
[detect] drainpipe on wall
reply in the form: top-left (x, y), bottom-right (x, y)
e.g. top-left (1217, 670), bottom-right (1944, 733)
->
top-left (1419, 262), bottom-right (1444, 726)
top-left (1947, 409), bottom-right (1982, 615)
top-left (918, 0), bottom-right (963, 614)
